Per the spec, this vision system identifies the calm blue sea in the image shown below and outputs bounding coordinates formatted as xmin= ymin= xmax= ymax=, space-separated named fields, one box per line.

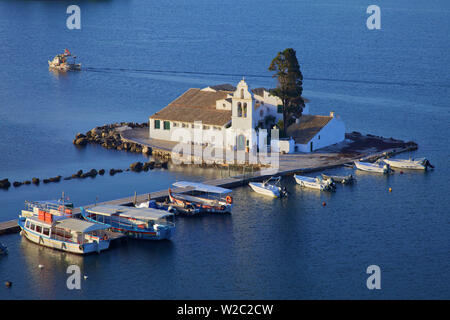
xmin=0 ymin=0 xmax=449 ymax=299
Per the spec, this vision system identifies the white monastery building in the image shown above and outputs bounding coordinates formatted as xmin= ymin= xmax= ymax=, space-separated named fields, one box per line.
xmin=148 ymin=79 xmax=345 ymax=153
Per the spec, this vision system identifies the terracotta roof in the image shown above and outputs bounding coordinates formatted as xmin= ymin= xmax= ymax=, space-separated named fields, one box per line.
xmin=150 ymin=88 xmax=232 ymax=126
xmin=286 ymin=115 xmax=333 ymax=144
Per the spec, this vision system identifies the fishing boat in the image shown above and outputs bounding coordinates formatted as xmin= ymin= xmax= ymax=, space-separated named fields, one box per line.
xmin=169 ymin=181 xmax=233 ymax=214
xmin=48 ymin=49 xmax=81 ymax=71
xmin=136 ymin=200 xmax=200 ymax=216
xmin=0 ymin=242 xmax=7 ymax=255
xmin=354 ymin=161 xmax=393 ymax=174
xmin=249 ymin=176 xmax=288 ymax=198
xmin=81 ymin=205 xmax=175 ymax=240
xmin=18 ymin=200 xmax=110 ymax=254
xmin=321 ymin=173 xmax=355 ymax=184
xmin=294 ymin=174 xmax=336 ymax=191
xmin=382 ymin=157 xmax=434 ymax=170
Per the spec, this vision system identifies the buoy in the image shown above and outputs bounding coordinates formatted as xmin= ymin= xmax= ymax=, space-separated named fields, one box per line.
xmin=38 ymin=264 xmax=44 ymax=269
xmin=5 ymin=281 xmax=12 ymax=288
xmin=322 ymin=202 xmax=326 ymax=207
xmin=84 ymin=275 xmax=88 ymax=280
xmin=389 ymin=188 xmax=392 ymax=192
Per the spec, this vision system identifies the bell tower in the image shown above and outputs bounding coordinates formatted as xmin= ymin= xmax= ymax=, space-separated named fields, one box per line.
xmin=231 ymin=79 xmax=254 ymax=150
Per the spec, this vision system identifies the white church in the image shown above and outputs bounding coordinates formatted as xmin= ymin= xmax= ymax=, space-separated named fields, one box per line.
xmin=148 ymin=79 xmax=345 ymax=153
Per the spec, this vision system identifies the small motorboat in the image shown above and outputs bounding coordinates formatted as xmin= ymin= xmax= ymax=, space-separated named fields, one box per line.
xmin=321 ymin=173 xmax=355 ymax=184
xmin=0 ymin=242 xmax=7 ymax=255
xmin=294 ymin=174 xmax=335 ymax=191
xmin=249 ymin=176 xmax=288 ymax=198
xmin=382 ymin=157 xmax=434 ymax=170
xmin=136 ymin=199 xmax=200 ymax=216
xmin=48 ymin=49 xmax=81 ymax=71
xmin=354 ymin=161 xmax=393 ymax=174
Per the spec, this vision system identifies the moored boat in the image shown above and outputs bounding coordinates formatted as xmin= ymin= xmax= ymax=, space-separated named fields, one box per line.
xmin=81 ymin=205 xmax=175 ymax=240
xmin=294 ymin=175 xmax=335 ymax=191
xmin=321 ymin=173 xmax=355 ymax=184
xmin=18 ymin=200 xmax=110 ymax=254
xmin=169 ymin=181 xmax=233 ymax=214
xmin=354 ymin=161 xmax=393 ymax=174
xmin=382 ymin=157 xmax=434 ymax=170
xmin=249 ymin=176 xmax=287 ymax=198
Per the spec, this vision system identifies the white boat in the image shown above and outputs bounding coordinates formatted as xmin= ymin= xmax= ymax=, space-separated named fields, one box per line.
xmin=249 ymin=176 xmax=287 ymax=198
xmin=354 ymin=161 xmax=392 ymax=174
xmin=169 ymin=181 xmax=233 ymax=214
xmin=382 ymin=157 xmax=434 ymax=170
xmin=81 ymin=205 xmax=175 ymax=240
xmin=18 ymin=200 xmax=110 ymax=254
xmin=48 ymin=49 xmax=81 ymax=71
xmin=294 ymin=174 xmax=335 ymax=191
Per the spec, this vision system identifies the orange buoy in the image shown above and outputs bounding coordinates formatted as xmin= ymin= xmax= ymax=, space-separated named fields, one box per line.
xmin=389 ymin=187 xmax=392 ymax=192
xmin=322 ymin=201 xmax=326 ymax=207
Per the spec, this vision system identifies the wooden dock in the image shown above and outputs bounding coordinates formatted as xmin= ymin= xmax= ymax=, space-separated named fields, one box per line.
xmin=0 ymin=143 xmax=416 ymax=236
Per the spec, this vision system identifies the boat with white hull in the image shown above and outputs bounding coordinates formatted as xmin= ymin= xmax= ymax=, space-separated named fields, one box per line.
xmin=354 ymin=161 xmax=393 ymax=174
xmin=18 ymin=200 xmax=110 ymax=254
xmin=249 ymin=177 xmax=287 ymax=198
xmin=81 ymin=205 xmax=175 ymax=240
xmin=321 ymin=173 xmax=355 ymax=184
xmin=382 ymin=158 xmax=434 ymax=170
xmin=294 ymin=175 xmax=335 ymax=191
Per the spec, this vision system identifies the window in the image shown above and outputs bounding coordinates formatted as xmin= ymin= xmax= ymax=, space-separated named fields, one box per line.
xmin=237 ymin=102 xmax=242 ymax=117
xmin=203 ymin=125 xmax=210 ymax=130
xmin=43 ymin=228 xmax=50 ymax=236
xmin=243 ymin=103 xmax=247 ymax=117
xmin=26 ymin=221 xmax=30 ymax=228
xmin=30 ymin=224 xmax=36 ymax=231
xmin=173 ymin=122 xmax=178 ymax=127
xmin=318 ymin=135 xmax=321 ymax=140
xmin=182 ymin=123 xmax=187 ymax=128
xmin=36 ymin=225 xmax=42 ymax=233
xmin=163 ymin=121 xmax=170 ymax=130
xmin=277 ymin=105 xmax=283 ymax=113
xmin=240 ymin=88 xmax=244 ymax=99
xmin=154 ymin=120 xmax=160 ymax=129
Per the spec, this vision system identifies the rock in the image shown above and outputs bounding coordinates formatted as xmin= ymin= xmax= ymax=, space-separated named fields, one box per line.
xmin=74 ymin=137 xmax=88 ymax=146
xmin=130 ymin=162 xmax=143 ymax=172
xmin=43 ymin=179 xmax=50 ymax=184
xmin=99 ymin=169 xmax=105 ymax=175
xmin=142 ymin=146 xmax=152 ymax=155
xmin=32 ymin=178 xmax=39 ymax=185
xmin=109 ymin=169 xmax=123 ymax=176
xmin=64 ymin=177 xmax=72 ymax=180
xmin=13 ymin=181 xmax=22 ymax=187
xmin=23 ymin=180 xmax=31 ymax=185
xmin=49 ymin=176 xmax=61 ymax=183
xmin=0 ymin=179 xmax=11 ymax=189
xmin=75 ymin=133 xmax=86 ymax=140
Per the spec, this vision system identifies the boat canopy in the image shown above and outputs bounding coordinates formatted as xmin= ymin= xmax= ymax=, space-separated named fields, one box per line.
xmin=86 ymin=205 xmax=173 ymax=221
xmin=55 ymin=218 xmax=109 ymax=233
xmin=172 ymin=181 xmax=232 ymax=194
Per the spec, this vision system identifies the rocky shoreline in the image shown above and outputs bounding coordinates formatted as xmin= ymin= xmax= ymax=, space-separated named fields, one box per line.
xmin=73 ymin=122 xmax=152 ymax=155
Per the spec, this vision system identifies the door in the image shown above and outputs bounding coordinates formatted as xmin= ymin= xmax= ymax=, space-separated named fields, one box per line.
xmin=237 ymin=134 xmax=246 ymax=150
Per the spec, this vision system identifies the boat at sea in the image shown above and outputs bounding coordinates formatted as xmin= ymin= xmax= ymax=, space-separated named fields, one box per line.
xmin=382 ymin=157 xmax=434 ymax=170
xmin=136 ymin=200 xmax=200 ymax=216
xmin=18 ymin=200 xmax=110 ymax=254
xmin=321 ymin=173 xmax=355 ymax=184
xmin=249 ymin=176 xmax=288 ymax=198
xmin=81 ymin=205 xmax=175 ymax=240
xmin=169 ymin=181 xmax=233 ymax=214
xmin=294 ymin=175 xmax=336 ymax=191
xmin=354 ymin=161 xmax=393 ymax=174
xmin=48 ymin=49 xmax=81 ymax=71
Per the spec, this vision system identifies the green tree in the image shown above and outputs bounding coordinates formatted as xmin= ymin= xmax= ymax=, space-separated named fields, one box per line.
xmin=268 ymin=48 xmax=305 ymax=137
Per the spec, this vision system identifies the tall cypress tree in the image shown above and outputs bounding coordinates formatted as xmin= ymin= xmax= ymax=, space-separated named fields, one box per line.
xmin=268 ymin=48 xmax=305 ymax=137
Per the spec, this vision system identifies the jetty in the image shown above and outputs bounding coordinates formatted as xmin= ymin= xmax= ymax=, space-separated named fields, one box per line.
xmin=0 ymin=131 xmax=417 ymax=236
